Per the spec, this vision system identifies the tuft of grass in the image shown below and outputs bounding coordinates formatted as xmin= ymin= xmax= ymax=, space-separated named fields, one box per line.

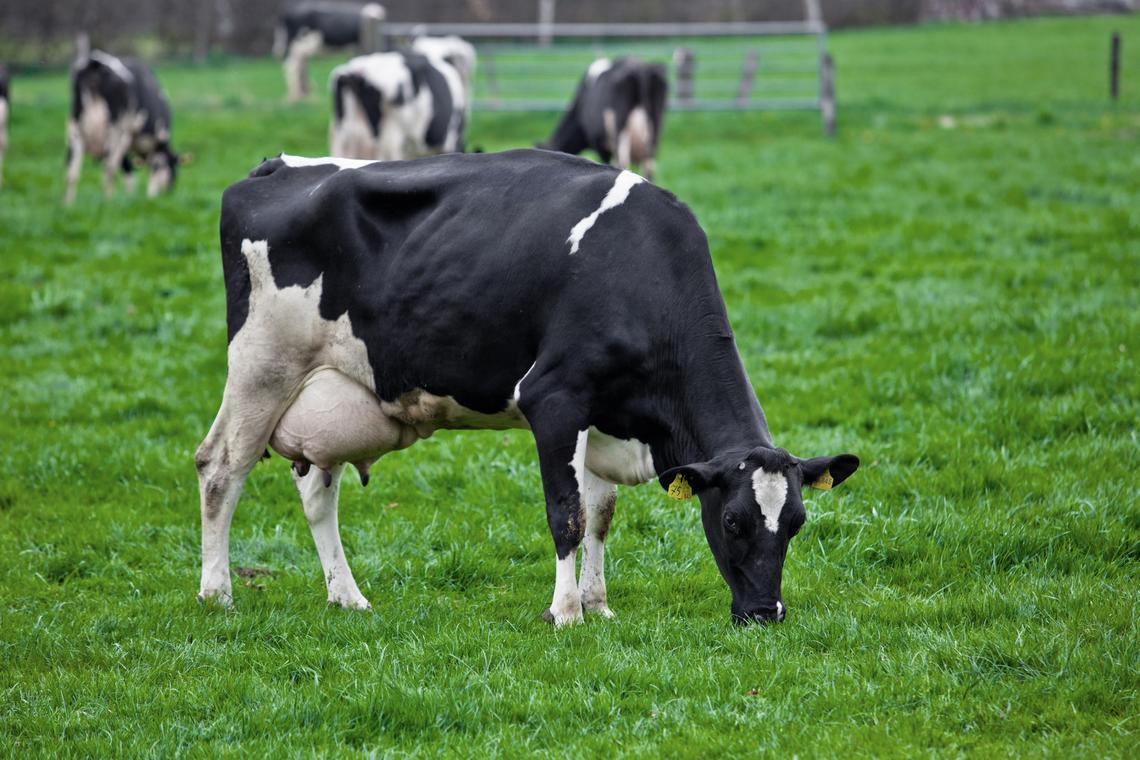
xmin=1 ymin=16 xmax=1138 ymax=757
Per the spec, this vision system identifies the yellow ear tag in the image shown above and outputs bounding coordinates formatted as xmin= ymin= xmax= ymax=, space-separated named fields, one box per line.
xmin=667 ymin=474 xmax=693 ymax=500
xmin=810 ymin=469 xmax=834 ymax=491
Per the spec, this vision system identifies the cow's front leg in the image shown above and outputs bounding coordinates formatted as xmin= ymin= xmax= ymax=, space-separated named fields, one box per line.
xmin=102 ymin=127 xmax=130 ymax=199
xmin=293 ymin=463 xmax=371 ymax=610
xmin=521 ymin=392 xmax=589 ymax=627
xmin=578 ymin=469 xmax=617 ymax=618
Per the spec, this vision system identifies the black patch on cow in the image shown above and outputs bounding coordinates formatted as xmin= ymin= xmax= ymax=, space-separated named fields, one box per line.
xmin=280 ymin=2 xmax=365 ymax=51
xmin=404 ymin=53 xmax=453 ymax=149
xmin=334 ymin=72 xmax=383 ymax=136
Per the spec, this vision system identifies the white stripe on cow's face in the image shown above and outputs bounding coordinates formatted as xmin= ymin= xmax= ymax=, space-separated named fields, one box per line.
xmin=751 ymin=468 xmax=788 ymax=534
xmin=586 ymin=58 xmax=613 ymax=82
xmin=566 ymin=170 xmax=645 ymax=254
xmin=279 ymin=154 xmax=379 ymax=171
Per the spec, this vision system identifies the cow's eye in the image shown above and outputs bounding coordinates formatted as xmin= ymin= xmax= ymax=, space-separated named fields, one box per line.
xmin=724 ymin=513 xmax=740 ymax=534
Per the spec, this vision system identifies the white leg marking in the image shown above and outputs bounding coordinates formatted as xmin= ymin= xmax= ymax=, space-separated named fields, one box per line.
xmin=579 ymin=469 xmax=617 ymax=618
xmin=294 ymin=463 xmax=371 ymax=610
xmin=752 ymin=468 xmax=789 ymax=534
xmin=566 ymin=170 xmax=646 ymax=254
xmin=548 ymin=553 xmax=582 ymax=627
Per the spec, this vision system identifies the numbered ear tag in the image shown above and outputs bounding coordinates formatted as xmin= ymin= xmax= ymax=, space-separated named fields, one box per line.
xmin=667 ymin=474 xmax=693 ymax=500
xmin=810 ymin=469 xmax=834 ymax=491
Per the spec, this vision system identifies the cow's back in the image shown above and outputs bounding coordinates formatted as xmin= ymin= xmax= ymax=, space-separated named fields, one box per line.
xmin=220 ymin=149 xmax=715 ymax=412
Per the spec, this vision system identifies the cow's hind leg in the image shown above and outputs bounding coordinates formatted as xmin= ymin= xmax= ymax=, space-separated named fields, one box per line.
xmin=63 ymin=121 xmax=84 ymax=205
xmin=578 ymin=469 xmax=617 ymax=618
xmin=293 ymin=463 xmax=371 ymax=610
xmin=519 ymin=388 xmax=590 ymax=627
xmin=195 ymin=380 xmax=293 ymax=604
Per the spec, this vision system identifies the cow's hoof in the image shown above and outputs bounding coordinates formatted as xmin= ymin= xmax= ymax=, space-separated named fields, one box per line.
xmin=329 ymin=595 xmax=372 ymax=611
xmin=197 ymin=589 xmax=233 ymax=607
xmin=542 ymin=607 xmax=584 ymax=627
xmin=585 ymin=603 xmax=616 ymax=619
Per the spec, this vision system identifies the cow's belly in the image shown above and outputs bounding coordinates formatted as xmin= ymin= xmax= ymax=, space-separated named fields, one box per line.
xmin=379 ymin=388 xmax=529 ymax=435
xmin=270 ymin=367 xmax=419 ymax=470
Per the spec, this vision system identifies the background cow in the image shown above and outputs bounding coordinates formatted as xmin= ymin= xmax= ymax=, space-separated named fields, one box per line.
xmin=196 ymin=149 xmax=859 ymax=626
xmin=275 ymin=1 xmax=387 ymax=101
xmin=410 ymin=35 xmax=476 ymax=107
xmin=0 ymin=64 xmax=8 ymax=190
xmin=543 ymin=57 xmax=668 ymax=181
xmin=329 ymin=49 xmax=467 ymax=160
xmin=65 ymin=50 xmax=180 ymax=204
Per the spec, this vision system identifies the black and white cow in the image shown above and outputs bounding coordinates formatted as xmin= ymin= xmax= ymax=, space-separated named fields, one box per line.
xmin=275 ymin=1 xmax=387 ymax=101
xmin=329 ymin=49 xmax=467 ymax=160
xmin=65 ymin=51 xmax=180 ymax=205
xmin=0 ymin=64 xmax=9 ymax=190
xmin=543 ymin=57 xmax=668 ymax=181
xmin=196 ymin=149 xmax=859 ymax=626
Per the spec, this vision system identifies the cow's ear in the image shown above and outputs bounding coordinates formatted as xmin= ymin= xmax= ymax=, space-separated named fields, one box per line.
xmin=798 ymin=454 xmax=860 ymax=491
xmin=658 ymin=462 xmax=721 ymax=500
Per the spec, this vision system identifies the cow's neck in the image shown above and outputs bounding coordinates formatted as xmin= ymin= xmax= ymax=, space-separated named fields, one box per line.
xmin=650 ymin=300 xmax=774 ymax=472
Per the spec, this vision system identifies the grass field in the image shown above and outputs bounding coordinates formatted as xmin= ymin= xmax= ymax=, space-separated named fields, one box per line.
xmin=1 ymin=16 xmax=1138 ymax=757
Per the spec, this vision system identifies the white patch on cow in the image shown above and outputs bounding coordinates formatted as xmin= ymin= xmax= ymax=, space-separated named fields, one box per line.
xmin=513 ymin=362 xmax=536 ymax=404
xmin=147 ymin=161 xmax=171 ymax=197
xmin=285 ymin=29 xmax=323 ymax=100
xmin=621 ymin=106 xmax=652 ymax=167
xmin=280 ymin=154 xmax=379 ymax=171
xmin=584 ymin=428 xmax=654 ymax=486
xmin=377 ymin=388 xmax=528 ymax=438
xmin=236 ymin=239 xmax=374 ymax=393
xmin=586 ymin=58 xmax=612 ymax=82
xmin=776 ymin=600 xmax=784 ymax=618
xmin=566 ymin=170 xmax=646 ymax=254
xmin=571 ymin=429 xmax=589 ymax=497
xmin=90 ymin=50 xmax=133 ymax=83
xmin=77 ymin=91 xmax=111 ymax=157
xmin=751 ymin=468 xmax=788 ymax=534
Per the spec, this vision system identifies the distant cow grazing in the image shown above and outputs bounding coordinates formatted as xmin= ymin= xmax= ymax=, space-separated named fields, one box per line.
xmin=329 ymin=49 xmax=468 ymax=161
xmin=0 ymin=64 xmax=9 ymax=190
xmin=275 ymin=2 xmax=386 ymax=101
xmin=543 ymin=57 xmax=668 ymax=181
xmin=195 ymin=149 xmax=860 ymax=626
xmin=65 ymin=51 xmax=180 ymax=204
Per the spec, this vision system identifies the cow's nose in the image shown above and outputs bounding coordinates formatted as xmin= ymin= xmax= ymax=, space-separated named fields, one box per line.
xmin=736 ymin=601 xmax=786 ymax=625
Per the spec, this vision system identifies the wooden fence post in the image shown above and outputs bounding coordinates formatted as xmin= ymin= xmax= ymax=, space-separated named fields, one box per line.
xmin=820 ymin=52 xmax=836 ymax=137
xmin=675 ymin=47 xmax=696 ymax=106
xmin=736 ymin=50 xmax=758 ymax=106
xmin=1110 ymin=32 xmax=1121 ymax=101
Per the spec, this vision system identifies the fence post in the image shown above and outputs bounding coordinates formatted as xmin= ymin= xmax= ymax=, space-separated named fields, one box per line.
xmin=538 ymin=0 xmax=556 ymax=47
xmin=1110 ymin=32 xmax=1121 ymax=101
xmin=361 ymin=4 xmax=387 ymax=53
xmin=820 ymin=52 xmax=836 ymax=137
xmin=736 ymin=50 xmax=758 ymax=106
xmin=674 ymin=47 xmax=696 ymax=106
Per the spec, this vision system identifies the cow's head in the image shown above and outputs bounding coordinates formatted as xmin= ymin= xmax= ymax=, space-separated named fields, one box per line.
xmin=660 ymin=447 xmax=858 ymax=624
xmin=147 ymin=144 xmax=181 ymax=196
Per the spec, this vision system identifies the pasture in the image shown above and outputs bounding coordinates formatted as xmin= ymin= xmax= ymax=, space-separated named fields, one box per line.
xmin=1 ymin=16 xmax=1138 ymax=757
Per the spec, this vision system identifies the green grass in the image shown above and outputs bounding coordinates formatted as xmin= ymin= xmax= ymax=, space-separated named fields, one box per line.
xmin=2 ymin=16 xmax=1139 ymax=757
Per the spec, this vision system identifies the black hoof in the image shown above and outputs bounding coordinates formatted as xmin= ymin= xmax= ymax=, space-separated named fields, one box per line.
xmin=541 ymin=608 xmax=555 ymax=624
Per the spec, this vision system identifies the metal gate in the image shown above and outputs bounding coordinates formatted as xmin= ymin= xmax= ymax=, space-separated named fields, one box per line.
xmin=375 ymin=21 xmax=836 ymax=133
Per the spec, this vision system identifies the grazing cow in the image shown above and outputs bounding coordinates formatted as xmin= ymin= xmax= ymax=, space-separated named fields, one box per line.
xmin=0 ymin=64 xmax=8 ymax=190
xmin=196 ymin=150 xmax=859 ymax=626
xmin=329 ymin=50 xmax=467 ymax=160
xmin=65 ymin=51 xmax=180 ymax=204
xmin=275 ymin=2 xmax=387 ymax=101
xmin=543 ymin=57 xmax=668 ymax=181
